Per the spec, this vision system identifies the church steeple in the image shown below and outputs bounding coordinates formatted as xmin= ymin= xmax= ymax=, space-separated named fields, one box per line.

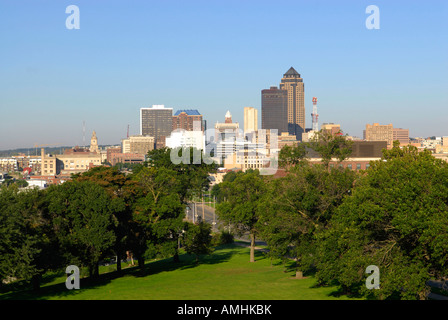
xmin=225 ymin=110 xmax=232 ymax=123
xmin=89 ymin=130 xmax=99 ymax=153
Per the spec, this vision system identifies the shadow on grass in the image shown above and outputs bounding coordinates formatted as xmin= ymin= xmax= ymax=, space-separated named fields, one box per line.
xmin=272 ymin=260 xmax=364 ymax=300
xmin=134 ymin=243 xmax=246 ymax=277
xmin=0 ymin=243 xmax=243 ymax=300
xmin=0 ymin=268 xmax=130 ymax=300
xmin=307 ymin=276 xmax=366 ymax=300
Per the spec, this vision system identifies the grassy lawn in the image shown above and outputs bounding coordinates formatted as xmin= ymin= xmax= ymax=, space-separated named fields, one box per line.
xmin=0 ymin=243 xmax=359 ymax=300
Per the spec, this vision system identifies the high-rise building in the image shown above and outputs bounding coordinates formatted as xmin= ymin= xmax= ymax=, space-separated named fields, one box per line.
xmin=172 ymin=109 xmax=203 ymax=132
xmin=365 ymin=123 xmax=394 ymax=148
xmin=140 ymin=105 xmax=173 ymax=148
xmin=261 ymin=86 xmax=288 ymax=135
xmin=393 ymin=128 xmax=410 ymax=146
xmin=279 ymin=67 xmax=305 ymax=140
xmin=244 ymin=107 xmax=258 ymax=134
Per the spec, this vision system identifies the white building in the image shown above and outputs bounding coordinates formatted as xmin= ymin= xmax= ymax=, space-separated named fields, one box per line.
xmin=26 ymin=179 xmax=48 ymax=189
xmin=422 ymin=138 xmax=442 ymax=149
xmin=166 ymin=129 xmax=205 ymax=151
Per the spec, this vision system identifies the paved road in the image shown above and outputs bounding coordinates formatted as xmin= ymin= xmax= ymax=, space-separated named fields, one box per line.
xmin=184 ymin=202 xmax=268 ymax=246
xmin=185 ymin=202 xmax=225 ymax=231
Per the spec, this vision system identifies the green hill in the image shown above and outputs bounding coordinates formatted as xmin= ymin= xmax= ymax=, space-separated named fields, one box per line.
xmin=0 ymin=243 xmax=358 ymax=300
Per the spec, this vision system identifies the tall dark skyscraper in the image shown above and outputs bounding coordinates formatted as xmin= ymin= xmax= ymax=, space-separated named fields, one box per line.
xmin=279 ymin=67 xmax=305 ymax=140
xmin=262 ymin=67 xmax=305 ymax=140
xmin=261 ymin=86 xmax=288 ymax=135
xmin=140 ymin=105 xmax=173 ymax=148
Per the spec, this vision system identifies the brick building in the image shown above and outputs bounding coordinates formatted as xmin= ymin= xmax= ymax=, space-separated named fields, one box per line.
xmin=172 ymin=110 xmax=203 ymax=132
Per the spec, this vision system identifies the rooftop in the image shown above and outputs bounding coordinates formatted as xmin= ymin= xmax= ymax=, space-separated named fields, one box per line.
xmin=283 ymin=67 xmax=300 ymax=77
xmin=174 ymin=109 xmax=201 ymax=116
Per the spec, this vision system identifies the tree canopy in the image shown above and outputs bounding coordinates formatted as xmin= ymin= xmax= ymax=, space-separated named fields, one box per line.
xmin=315 ymin=146 xmax=448 ymax=299
xmin=216 ymin=169 xmax=267 ymax=262
xmin=46 ymin=180 xmax=117 ymax=278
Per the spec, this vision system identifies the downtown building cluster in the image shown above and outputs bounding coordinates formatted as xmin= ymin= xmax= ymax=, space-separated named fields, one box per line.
xmin=2 ymin=67 xmax=448 ymax=186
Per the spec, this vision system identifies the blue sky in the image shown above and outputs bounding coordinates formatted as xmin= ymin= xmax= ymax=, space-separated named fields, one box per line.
xmin=0 ymin=0 xmax=447 ymax=150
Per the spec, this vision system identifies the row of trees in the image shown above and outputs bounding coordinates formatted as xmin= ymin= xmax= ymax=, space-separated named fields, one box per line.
xmin=0 ymin=147 xmax=218 ymax=291
xmin=214 ymin=132 xmax=448 ymax=300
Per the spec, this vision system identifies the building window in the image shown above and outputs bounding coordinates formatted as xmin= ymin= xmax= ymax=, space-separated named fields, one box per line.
xmin=356 ymin=164 xmax=361 ymax=170
xmin=347 ymin=164 xmax=352 ymax=170
xmin=366 ymin=164 xmax=370 ymax=169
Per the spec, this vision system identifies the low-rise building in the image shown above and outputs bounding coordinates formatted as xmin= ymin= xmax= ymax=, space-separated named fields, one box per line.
xmin=56 ymin=148 xmax=102 ymax=175
xmin=0 ymin=158 xmax=18 ymax=172
xmin=108 ymin=153 xmax=145 ymax=166
xmin=121 ymin=135 xmax=155 ymax=155
xmin=41 ymin=131 xmax=102 ymax=176
xmin=106 ymin=146 xmax=122 ymax=164
xmin=41 ymin=149 xmax=57 ymax=176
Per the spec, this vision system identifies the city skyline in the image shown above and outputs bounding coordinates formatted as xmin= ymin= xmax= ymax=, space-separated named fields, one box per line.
xmin=1 ymin=0 xmax=447 ymax=150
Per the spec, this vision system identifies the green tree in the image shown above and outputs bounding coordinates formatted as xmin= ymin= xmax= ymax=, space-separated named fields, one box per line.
xmin=306 ymin=130 xmax=354 ymax=168
xmin=278 ymin=143 xmax=307 ymax=169
xmin=131 ymin=166 xmax=185 ymax=273
xmin=182 ymin=217 xmax=213 ymax=263
xmin=315 ymin=145 xmax=448 ymax=299
xmin=72 ymin=166 xmax=139 ymax=274
xmin=0 ymin=185 xmax=58 ymax=291
xmin=216 ymin=170 xmax=267 ymax=263
xmin=211 ymin=170 xmax=239 ymax=204
xmin=259 ymin=162 xmax=356 ymax=277
xmin=146 ymin=147 xmax=217 ymax=203
xmin=142 ymin=147 xmax=217 ymax=264
xmin=14 ymin=179 xmax=29 ymax=188
xmin=46 ymin=180 xmax=117 ymax=279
